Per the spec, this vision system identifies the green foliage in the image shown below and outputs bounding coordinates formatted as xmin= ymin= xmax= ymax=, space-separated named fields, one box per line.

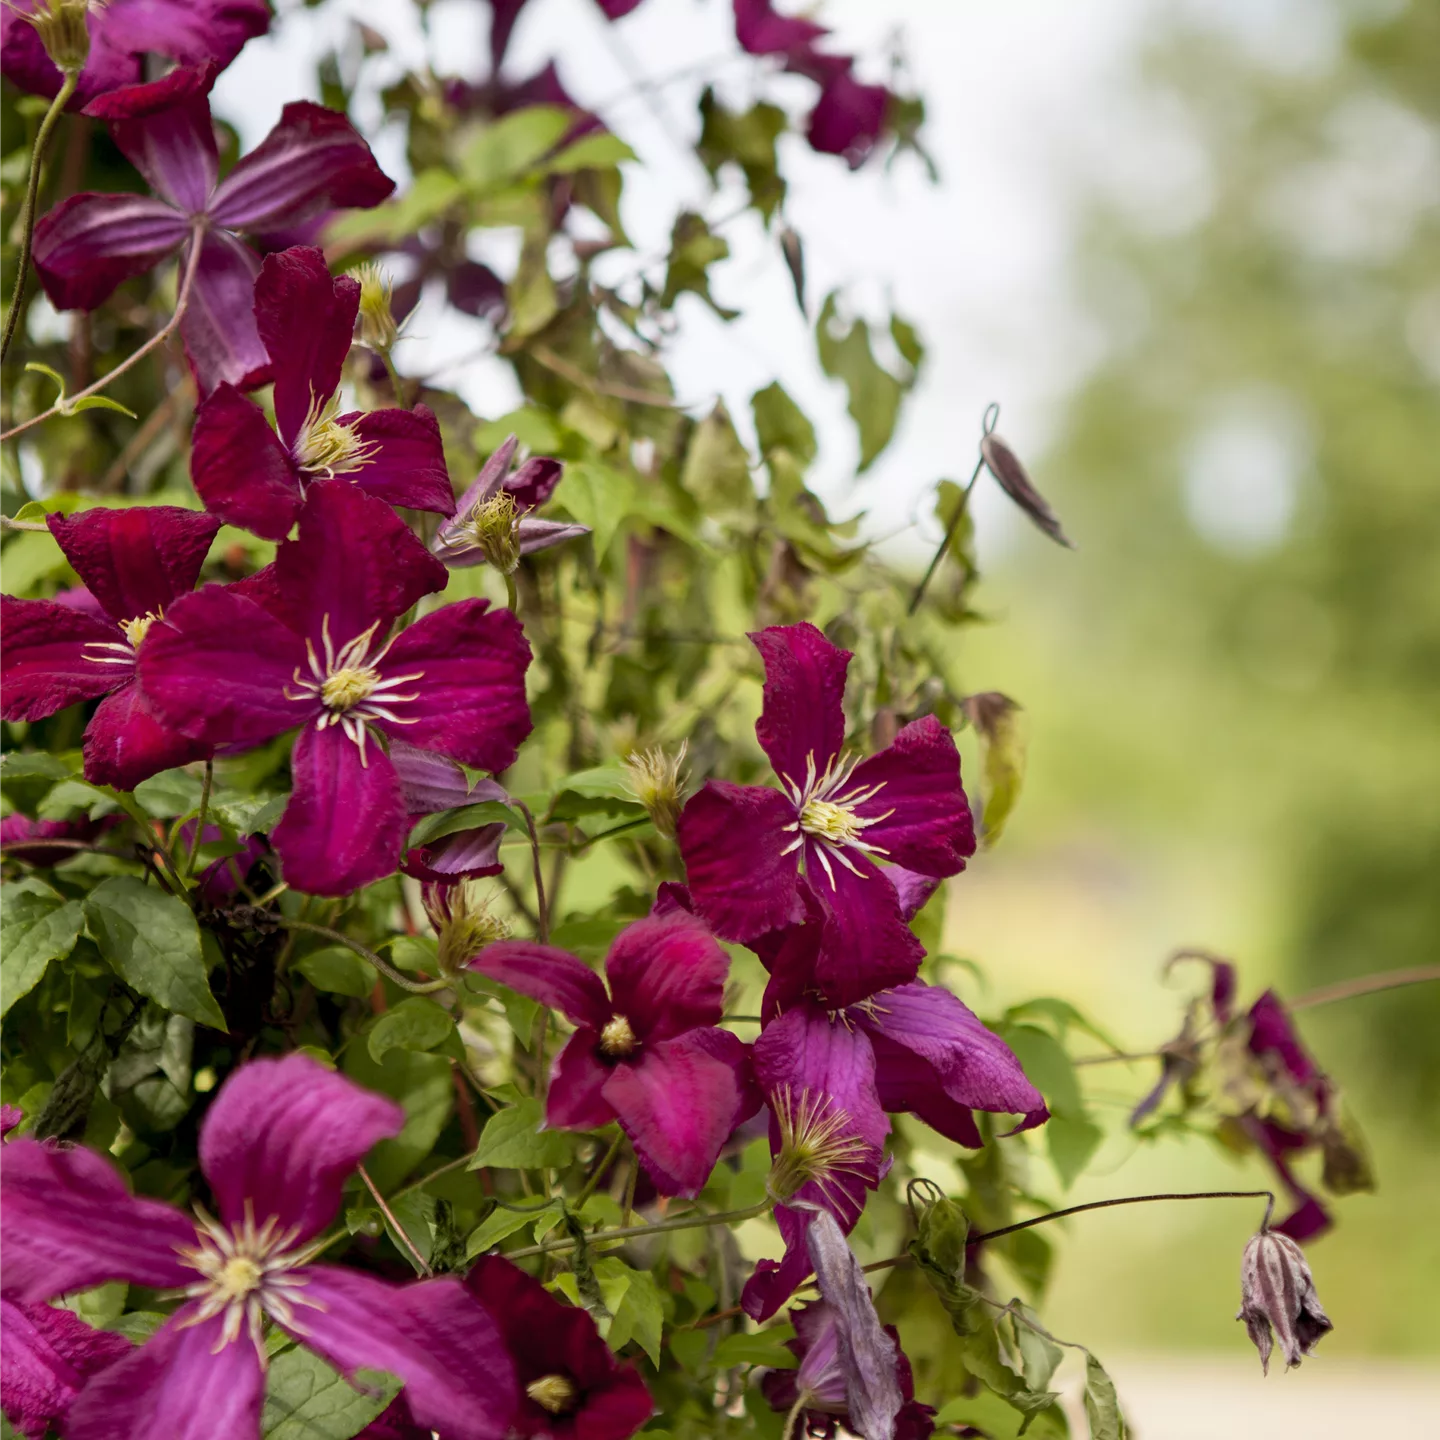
xmin=1 ymin=877 xmax=83 ymax=1016
xmin=260 ymin=1347 xmax=401 ymax=1440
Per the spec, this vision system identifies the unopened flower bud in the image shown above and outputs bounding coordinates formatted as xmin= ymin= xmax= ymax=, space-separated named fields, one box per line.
xmin=422 ymin=882 xmax=510 ymax=976
xmin=1237 ymin=1227 xmax=1333 ymax=1373
xmin=622 ymin=742 xmax=688 ymax=839
xmin=23 ymin=0 xmax=92 ymax=75
xmin=352 ymin=263 xmax=398 ymax=351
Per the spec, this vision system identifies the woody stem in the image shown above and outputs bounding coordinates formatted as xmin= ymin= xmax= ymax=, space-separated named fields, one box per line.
xmin=358 ymin=1162 xmax=433 ymax=1277
xmin=907 ymin=454 xmax=984 ymax=616
xmin=1287 ymin=965 xmax=1440 ymax=1011
xmin=504 ymin=1199 xmax=771 ymax=1261
xmin=277 ymin=920 xmax=453 ymax=994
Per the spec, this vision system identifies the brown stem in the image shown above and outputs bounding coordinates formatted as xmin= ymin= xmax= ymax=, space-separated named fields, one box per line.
xmin=516 ymin=802 xmax=548 ymax=943
xmin=277 ymin=919 xmax=452 ymax=994
xmin=1288 ymin=965 xmax=1440 ymax=1011
xmin=358 ymin=1162 xmax=433 ymax=1277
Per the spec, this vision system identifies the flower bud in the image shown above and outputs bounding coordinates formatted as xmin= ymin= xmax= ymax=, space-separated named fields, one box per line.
xmin=352 ymin=262 xmax=398 ymax=351
xmin=23 ymin=0 xmax=92 ymax=75
xmin=1237 ymin=1227 xmax=1332 ymax=1373
xmin=622 ymin=742 xmax=688 ymax=840
xmin=422 ymin=882 xmax=510 ymax=977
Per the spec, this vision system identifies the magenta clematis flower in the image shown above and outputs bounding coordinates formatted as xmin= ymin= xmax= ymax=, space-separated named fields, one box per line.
xmin=0 ymin=1054 xmax=517 ymax=1440
xmin=191 ymin=246 xmax=454 ymax=542
xmin=138 ymin=481 xmax=532 ymax=896
xmin=0 ymin=811 xmax=117 ymax=864
xmin=0 ymin=0 xmax=268 ymax=108
xmin=32 ymin=62 xmax=394 ymax=395
xmin=391 ymin=737 xmax=509 ymax=883
xmin=469 ymin=910 xmax=759 ymax=1197
xmin=432 ymin=434 xmax=587 ymax=574
xmin=0 ymin=1297 xmax=131 ymax=1440
xmin=677 ymin=622 xmax=975 ymax=1009
xmin=0 ymin=506 xmax=219 ymax=790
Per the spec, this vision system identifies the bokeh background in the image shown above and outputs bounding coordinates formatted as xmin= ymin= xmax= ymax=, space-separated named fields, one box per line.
xmin=88 ymin=0 xmax=1440 ymax=1431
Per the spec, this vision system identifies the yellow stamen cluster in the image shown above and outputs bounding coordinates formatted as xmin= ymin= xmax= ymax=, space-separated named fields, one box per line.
xmin=779 ymin=750 xmax=895 ymax=890
xmin=352 ymin=263 xmax=398 ymax=351
xmin=457 ymin=490 xmax=522 ymax=574
xmin=23 ymin=0 xmax=92 ymax=74
xmin=623 ymin=742 xmax=689 ymax=840
xmin=599 ymin=1014 xmax=639 ymax=1058
xmin=293 ymin=393 xmax=375 ymax=479
xmin=430 ymin=884 xmax=511 ymax=976
xmin=526 ymin=1374 xmax=578 ymax=1414
xmin=119 ymin=609 xmax=161 ymax=649
xmin=766 ymin=1086 xmax=872 ymax=1208
xmin=320 ymin=664 xmax=379 ymax=713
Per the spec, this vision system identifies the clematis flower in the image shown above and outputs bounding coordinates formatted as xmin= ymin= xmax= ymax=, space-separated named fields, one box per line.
xmin=468 ymin=910 xmax=759 ymax=1197
xmin=32 ymin=62 xmax=394 ymax=394
xmin=0 ymin=506 xmax=219 ymax=790
xmin=391 ymin=736 xmax=510 ymax=883
xmin=464 ymin=1254 xmax=654 ymax=1439
xmin=0 ymin=1054 xmax=517 ymax=1440
xmin=0 ymin=1297 xmax=132 ymax=1440
xmin=1237 ymin=1224 xmax=1332 ymax=1374
xmin=191 ymin=246 xmax=454 ymax=542
xmin=0 ymin=0 xmax=268 ymax=108
xmin=677 ymin=622 xmax=975 ymax=1009
xmin=138 ymin=481 xmax=532 ymax=896
xmin=432 ymin=434 xmax=587 ymax=574
xmin=0 ymin=811 xmax=116 ymax=864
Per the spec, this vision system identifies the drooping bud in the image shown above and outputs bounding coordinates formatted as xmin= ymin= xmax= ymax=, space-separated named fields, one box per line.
xmin=1237 ymin=1227 xmax=1332 ymax=1373
xmin=422 ymin=882 xmax=511 ymax=977
xmin=22 ymin=0 xmax=92 ymax=76
xmin=622 ymin=741 xmax=688 ymax=839
xmin=980 ymin=431 xmax=1074 ymax=550
xmin=352 ymin=262 xmax=398 ymax=351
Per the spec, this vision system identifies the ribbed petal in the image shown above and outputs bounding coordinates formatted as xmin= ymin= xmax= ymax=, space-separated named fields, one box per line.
xmin=283 ymin=1268 xmax=516 ymax=1440
xmin=866 ymin=1036 xmax=983 ymax=1147
xmin=47 ymin=506 xmax=220 ymax=623
xmin=806 ymin=851 xmax=923 ymax=1007
xmin=374 ymin=599 xmax=531 ymax=772
xmin=742 ymin=1203 xmax=818 ymax=1323
xmin=516 ymin=516 xmax=590 ymax=557
xmin=95 ymin=0 xmax=270 ymax=87
xmin=751 ymin=622 xmax=850 ymax=789
xmin=0 ymin=8 xmax=127 ymax=105
xmin=466 ymin=942 xmax=611 ymax=1029
xmin=0 ymin=597 xmax=124 ymax=722
xmin=343 ymin=405 xmax=456 ymax=517
xmin=884 ymin=864 xmax=941 ymax=922
xmin=92 ymin=63 xmax=218 ymax=212
xmin=389 ymin=738 xmax=481 ymax=813
xmin=402 ymin=823 xmax=506 ymax=882
xmin=198 ymin=1054 xmax=403 ymax=1245
xmin=137 ymin=585 xmax=310 ymax=746
xmin=603 ymin=911 xmax=728 ymax=1043
xmin=180 ymin=230 xmax=270 ymax=395
xmin=506 ymin=456 xmax=564 ymax=511
xmin=0 ymin=1137 xmax=194 ymax=1301
xmin=271 ymin=723 xmax=409 ymax=896
xmin=547 ymin=1030 xmax=617 ymax=1130
xmin=603 ymin=1032 xmax=749 ymax=1197
xmin=269 ymin=480 xmax=447 ymax=648
xmin=64 ymin=1307 xmax=262 ymax=1440
xmin=190 ymin=383 xmax=301 ymax=540
xmin=255 ymin=246 xmax=357 ymax=447
xmin=208 ymin=100 xmax=395 ymax=230
xmin=0 ymin=1297 xmax=132 ymax=1440
xmin=847 ymin=716 xmax=975 ymax=876
xmin=676 ymin=781 xmax=804 ymax=942
xmin=83 ymin=679 xmax=211 ymax=791
xmin=31 ymin=192 xmax=187 ymax=311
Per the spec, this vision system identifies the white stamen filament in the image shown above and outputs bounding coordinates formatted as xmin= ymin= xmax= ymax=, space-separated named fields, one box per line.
xmin=292 ymin=391 xmax=376 ymax=479
xmin=777 ymin=750 xmax=895 ymax=888
xmin=82 ymin=608 xmax=164 ymax=666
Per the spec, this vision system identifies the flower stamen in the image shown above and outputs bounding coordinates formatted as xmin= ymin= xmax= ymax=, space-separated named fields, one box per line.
xmin=292 ymin=392 xmax=375 ymax=479
xmin=778 ymin=750 xmax=895 ymax=887
xmin=526 ymin=1374 xmax=578 ymax=1414
xmin=767 ymin=1085 xmax=874 ymax=1211
xmin=599 ymin=1014 xmax=639 ymax=1058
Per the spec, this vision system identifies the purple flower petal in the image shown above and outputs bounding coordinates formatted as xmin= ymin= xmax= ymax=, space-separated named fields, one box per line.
xmin=281 ymin=1268 xmax=516 ymax=1440
xmin=1247 ymin=991 xmax=1318 ymax=1087
xmin=848 ymin=716 xmax=975 ymax=876
xmin=467 ymin=942 xmax=611 ymax=1029
xmin=603 ymin=1031 xmax=749 ymax=1197
xmin=31 ymin=192 xmax=189 ymax=311
xmin=402 ymin=822 xmax=507 ymax=883
xmin=375 ymin=599 xmax=532 ymax=772
xmin=516 ymin=515 xmax=591 ymax=557
xmin=505 ymin=456 xmax=564 ymax=511
xmin=180 ymin=230 xmax=271 ymax=395
xmin=198 ymin=1054 xmax=403 ymax=1246
xmin=1273 ymin=1194 xmax=1332 ymax=1244
xmin=0 ymin=1137 xmax=194 ymax=1302
xmin=0 ymin=598 xmax=125 ymax=723
xmin=733 ymin=0 xmax=829 ymax=55
xmin=742 ymin=1206 xmax=819 ymax=1324
xmin=883 ymin=864 xmax=941 ymax=922
xmin=190 ymin=382 xmax=302 ymax=540
xmin=82 ymin=679 xmax=211 ymax=791
xmin=208 ymin=100 xmax=395 ymax=231
xmin=450 ymin=436 xmax=517 ymax=520
xmin=0 ymin=813 xmax=115 ymax=866
xmin=806 ymin=854 xmax=924 ymax=1008
xmin=47 ymin=506 xmax=220 ymax=624
xmin=751 ymin=622 xmax=850 ymax=789
xmin=866 ymin=1037 xmax=982 ymax=1147
xmin=0 ymin=1297 xmax=132 ymax=1440
xmin=548 ymin=1030 xmax=618 ymax=1130
xmin=676 ymin=781 xmax=805 ymax=942
xmin=342 ymin=405 xmax=456 ymax=518
xmin=390 ymin=738 xmax=486 ymax=814
xmin=271 ymin=723 xmax=410 ymax=896
xmin=806 ymin=67 xmax=890 ymax=168
xmin=93 ymin=62 xmax=218 ymax=212
xmin=254 ymin=246 xmax=358 ymax=448
xmin=64 ymin=1306 xmax=263 ymax=1440
xmin=138 ymin=585 xmax=310 ymax=746
xmin=603 ymin=910 xmax=728 ymax=1043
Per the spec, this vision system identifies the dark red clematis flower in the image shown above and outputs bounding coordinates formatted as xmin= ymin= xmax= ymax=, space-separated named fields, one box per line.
xmin=0 ymin=506 xmax=219 ymax=790
xmin=677 ymin=622 xmax=975 ymax=1009
xmin=469 ymin=911 xmax=759 ymax=1197
xmin=0 ymin=0 xmax=268 ymax=109
xmin=465 ymin=1254 xmax=654 ymax=1440
xmin=32 ymin=62 xmax=394 ymax=395
xmin=137 ymin=481 xmax=532 ymax=897
xmin=190 ymin=246 xmax=454 ymax=542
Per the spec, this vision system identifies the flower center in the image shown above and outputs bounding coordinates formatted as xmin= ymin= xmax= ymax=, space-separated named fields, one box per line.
xmin=120 ymin=610 xmax=160 ymax=648
xmin=293 ymin=394 xmax=374 ymax=478
xmin=767 ymin=1085 xmax=874 ymax=1209
xmin=320 ymin=665 xmax=379 ymax=712
xmin=778 ymin=751 xmax=895 ymax=889
xmin=599 ymin=1014 xmax=638 ymax=1058
xmin=798 ymin=796 xmax=863 ymax=845
xmin=453 ymin=491 xmax=522 ymax=573
xmin=526 ymin=1374 xmax=578 ymax=1414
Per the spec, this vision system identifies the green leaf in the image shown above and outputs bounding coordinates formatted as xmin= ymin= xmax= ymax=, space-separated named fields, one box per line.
xmin=751 ymin=382 xmax=817 ymax=469
xmin=891 ymin=313 xmax=925 ymax=369
xmin=342 ymin=1045 xmax=452 ymax=1192
xmin=69 ymin=395 xmax=138 ymax=418
xmin=682 ymin=401 xmax=754 ymax=509
xmin=23 ymin=362 xmax=65 ymax=404
xmin=132 ymin=768 xmax=205 ymax=818
xmin=459 ymin=106 xmax=573 ymax=190
xmin=368 ymin=997 xmax=456 ymax=1064
xmin=1 ymin=879 xmax=84 ymax=1017
xmin=1000 ymin=1025 xmax=1083 ymax=1117
xmin=464 ymin=1200 xmax=560 ymax=1259
xmin=1083 ymin=1353 xmax=1128 ymax=1440
xmin=507 ymin=228 xmax=558 ymax=338
xmin=326 ymin=167 xmax=462 ymax=246
xmin=0 ymin=530 xmax=72 ymax=595
xmin=1009 ymin=1308 xmax=1064 ymax=1392
xmin=107 ymin=1311 xmax=167 ymax=1344
xmin=607 ymin=1264 xmax=665 ymax=1365
xmin=815 ymin=291 xmax=904 ymax=471
xmin=1046 ymin=1115 xmax=1104 ymax=1189
xmin=36 ymin=779 xmax=116 ymax=821
xmin=964 ymin=692 xmax=1026 ymax=844
xmin=84 ymin=877 xmax=224 ymax=1029
xmin=406 ymin=800 xmax=519 ymax=850
xmin=0 ymin=751 xmax=76 ymax=781
xmin=695 ymin=89 xmax=787 ymax=218
xmin=386 ymin=934 xmax=440 ymax=973
xmin=469 ymin=1097 xmax=577 ymax=1170
xmin=381 ymin=1189 xmax=436 ymax=1274
xmin=543 ymin=131 xmax=637 ymax=173
xmin=560 ymin=461 xmax=635 ymax=560
xmin=260 ymin=1346 xmax=401 ymax=1440
xmin=293 ymin=946 xmax=375 ymax=999
xmin=711 ymin=1330 xmax=799 ymax=1369
xmin=660 ymin=211 xmax=736 ymax=319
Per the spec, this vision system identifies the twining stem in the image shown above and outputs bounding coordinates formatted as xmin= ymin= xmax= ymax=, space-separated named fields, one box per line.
xmin=359 ymin=1162 xmax=434 ymax=1277
xmin=505 ymin=1199 xmax=771 ymax=1262
xmin=907 ymin=456 xmax=983 ymax=616
xmin=183 ymin=761 xmax=213 ymax=881
xmin=1288 ymin=965 xmax=1440 ymax=1011
xmin=516 ymin=802 xmax=548 ymax=943
xmin=2 ymin=223 xmax=205 ymax=443
xmin=278 ymin=919 xmax=453 ymax=994
xmin=572 ymin=815 xmax=651 ymax=851
xmin=1 ymin=70 xmax=78 ymax=363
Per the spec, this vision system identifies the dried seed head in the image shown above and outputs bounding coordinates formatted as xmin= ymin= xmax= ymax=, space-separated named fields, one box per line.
xmin=423 ymin=882 xmax=510 ymax=976
xmin=622 ymin=742 xmax=689 ymax=840
xmin=1238 ymin=1227 xmax=1333 ymax=1374
xmin=352 ymin=263 xmax=398 ymax=351
xmin=23 ymin=0 xmax=93 ymax=75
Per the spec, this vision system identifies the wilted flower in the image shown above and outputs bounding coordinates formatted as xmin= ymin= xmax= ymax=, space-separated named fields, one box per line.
xmin=623 ymin=741 xmax=689 ymax=839
xmin=1238 ymin=1226 xmax=1333 ymax=1374
xmin=190 ymin=246 xmax=453 ymax=541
